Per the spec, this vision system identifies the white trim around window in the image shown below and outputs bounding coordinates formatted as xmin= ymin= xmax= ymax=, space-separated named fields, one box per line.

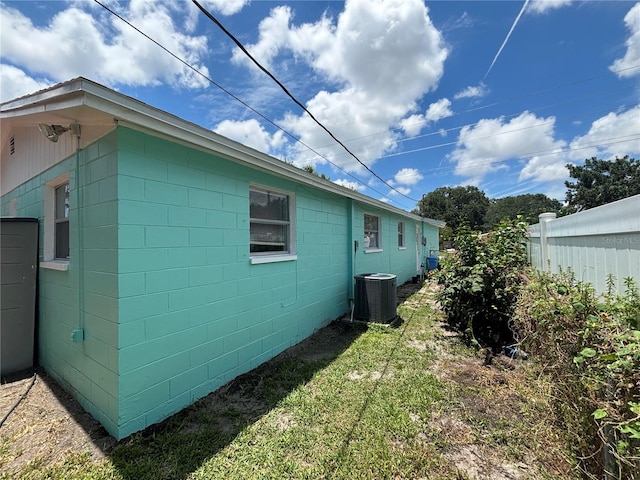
xmin=41 ymin=173 xmax=70 ymax=270
xmin=364 ymin=213 xmax=382 ymax=252
xmin=249 ymin=185 xmax=296 ymax=264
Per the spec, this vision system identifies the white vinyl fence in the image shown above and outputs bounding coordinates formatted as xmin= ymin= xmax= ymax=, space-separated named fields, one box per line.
xmin=527 ymin=194 xmax=640 ymax=295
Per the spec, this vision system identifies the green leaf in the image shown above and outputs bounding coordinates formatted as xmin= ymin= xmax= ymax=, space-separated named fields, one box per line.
xmin=592 ymin=408 xmax=608 ymax=420
xmin=599 ymin=353 xmax=617 ymax=361
xmin=579 ymin=347 xmax=597 ymax=358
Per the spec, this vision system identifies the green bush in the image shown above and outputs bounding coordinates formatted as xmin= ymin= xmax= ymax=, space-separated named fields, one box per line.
xmin=434 ymin=218 xmax=528 ymax=349
xmin=513 ymin=271 xmax=640 ymax=478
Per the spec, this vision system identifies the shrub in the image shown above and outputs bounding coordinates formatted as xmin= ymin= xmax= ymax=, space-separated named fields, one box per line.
xmin=434 ymin=218 xmax=528 ymax=349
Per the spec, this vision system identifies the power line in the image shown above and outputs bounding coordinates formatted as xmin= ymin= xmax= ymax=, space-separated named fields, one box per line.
xmin=192 ymin=0 xmax=419 ymax=203
xmin=92 ymin=0 xmax=405 ymax=206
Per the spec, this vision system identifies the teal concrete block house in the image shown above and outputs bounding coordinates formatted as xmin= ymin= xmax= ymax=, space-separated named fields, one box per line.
xmin=1 ymin=78 xmax=443 ymax=439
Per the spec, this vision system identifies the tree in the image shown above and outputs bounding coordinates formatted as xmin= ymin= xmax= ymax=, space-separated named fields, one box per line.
xmin=484 ymin=194 xmax=562 ymax=229
xmin=414 ymin=186 xmax=490 ymax=232
xmin=302 ymin=165 xmax=330 ymax=181
xmin=565 ymin=156 xmax=640 ymax=213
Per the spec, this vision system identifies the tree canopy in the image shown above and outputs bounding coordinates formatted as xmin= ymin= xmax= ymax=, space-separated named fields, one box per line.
xmin=484 ymin=194 xmax=562 ymax=229
xmin=414 ymin=186 xmax=490 ymax=232
xmin=565 ymin=156 xmax=640 ymax=213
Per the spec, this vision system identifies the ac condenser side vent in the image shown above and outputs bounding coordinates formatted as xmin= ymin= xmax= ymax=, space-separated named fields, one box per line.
xmin=353 ymin=273 xmax=397 ymax=323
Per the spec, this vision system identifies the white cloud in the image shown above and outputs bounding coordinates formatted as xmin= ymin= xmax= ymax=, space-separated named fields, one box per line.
xmin=527 ymin=0 xmax=572 ymax=15
xmin=425 ymin=98 xmax=453 ymax=123
xmin=451 ymin=111 xmax=567 ymax=184
xmin=519 ymin=150 xmax=569 ymax=182
xmin=389 ymin=186 xmax=412 ymax=196
xmin=399 ymin=114 xmax=427 ymax=137
xmin=569 ymin=105 xmax=640 ymax=160
xmin=0 ymin=2 xmax=211 ymax=89
xmin=454 ymin=83 xmax=488 ymax=100
xmin=197 ymin=0 xmax=249 ymax=16
xmin=393 ymin=168 xmax=424 ymax=185
xmin=213 ymin=119 xmax=285 ymax=153
xmin=232 ymin=0 xmax=448 ymax=173
xmin=0 ymin=65 xmax=52 ymax=102
xmin=333 ymin=179 xmax=365 ymax=191
xmin=610 ymin=3 xmax=640 ymax=77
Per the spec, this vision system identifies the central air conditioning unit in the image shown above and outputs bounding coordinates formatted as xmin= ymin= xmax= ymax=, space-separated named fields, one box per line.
xmin=353 ymin=273 xmax=397 ymax=323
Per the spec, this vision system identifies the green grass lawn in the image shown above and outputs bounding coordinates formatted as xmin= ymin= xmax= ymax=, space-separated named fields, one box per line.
xmin=2 ymin=283 xmax=578 ymax=480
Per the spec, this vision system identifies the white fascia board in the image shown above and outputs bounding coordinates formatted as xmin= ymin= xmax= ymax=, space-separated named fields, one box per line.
xmin=2 ymin=77 xmax=446 ymax=228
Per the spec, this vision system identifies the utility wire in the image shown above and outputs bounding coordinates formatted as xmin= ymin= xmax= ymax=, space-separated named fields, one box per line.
xmin=93 ymin=0 xmax=403 ymax=206
xmin=192 ymin=0 xmax=419 ymax=202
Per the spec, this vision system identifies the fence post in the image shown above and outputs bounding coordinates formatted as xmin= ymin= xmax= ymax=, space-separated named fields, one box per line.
xmin=539 ymin=212 xmax=557 ymax=271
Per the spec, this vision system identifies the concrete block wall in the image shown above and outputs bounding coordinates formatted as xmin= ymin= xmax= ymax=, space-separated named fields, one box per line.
xmin=0 ymin=131 xmax=120 ymax=435
xmin=115 ymin=127 xmax=351 ymax=438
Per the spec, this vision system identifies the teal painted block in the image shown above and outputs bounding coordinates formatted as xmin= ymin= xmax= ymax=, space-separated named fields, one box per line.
xmin=89 ymin=157 xmax=110 ymax=183
xmin=206 ymin=280 xmax=238 ymax=303
xmin=205 ymin=246 xmax=237 ymax=265
xmin=85 ymin=313 xmax=118 ymax=346
xmin=83 ymin=270 xmax=118 ymax=297
xmin=205 ymin=210 xmax=237 ymax=229
xmin=119 ymin=272 xmax=145 ymax=297
xmin=119 ymin=200 xmax=168 ymax=225
xmin=144 ymin=179 xmax=188 ymax=205
xmin=189 ymin=228 xmax=223 ymax=247
xmin=250 ymin=321 xmax=272 ymax=342
xmin=166 ymin=246 xmax=208 ymax=268
xmin=207 ymin=351 xmax=238 ymax=378
xmin=87 ymin=383 xmax=116 ymax=423
xmin=190 ymin=337 xmax=223 ymax=367
xmin=82 ymin=355 xmax=118 ymax=395
xmin=98 ymin=176 xmax=118 ymax=203
xmin=169 ymin=364 xmax=208 ymax=398
xmin=119 ymin=319 xmax=146 ymax=348
xmin=145 ymin=311 xmax=189 ymax=340
xmin=222 ymin=263 xmax=250 ymax=282
xmin=83 ymin=182 xmax=100 ymax=207
xmin=223 ymin=228 xmax=248 ymax=247
xmin=120 ymin=381 xmax=170 ymax=421
xmin=145 ymin=226 xmax=189 ymax=247
xmin=83 ymin=225 xmax=118 ymax=250
xmin=119 ymin=292 xmax=169 ymax=323
xmin=188 ymin=303 xmax=218 ymax=327
xmin=119 ymin=153 xmax=168 ymax=182
xmin=120 ymin=351 xmax=190 ymax=397
xmin=145 ymin=268 xmax=189 ymax=293
xmin=189 ymin=265 xmax=223 ymax=286
xmin=237 ymin=340 xmax=263 ymax=365
xmin=118 ymin=176 xmax=145 ymax=201
xmin=168 ymin=163 xmax=206 ymax=189
xmin=168 ymin=205 xmax=207 ymax=227
xmin=206 ymin=316 xmax=239 ymax=340
xmin=118 ymin=226 xmax=145 ymax=249
xmin=145 ymin=391 xmax=191 ymax=430
xmin=222 ymin=193 xmax=248 ymax=213
xmin=84 ymin=292 xmax=118 ymax=322
xmin=168 ymin=286 xmax=209 ymax=311
xmin=190 ymin=377 xmax=224 ymax=403
xmin=188 ymin=188 xmax=223 ymax=209
xmin=145 ymin=136 xmax=188 ymax=166
xmin=117 ymin=416 xmax=147 ymax=441
xmin=82 ymin=202 xmax=117 ymax=228
xmin=83 ymin=248 xmax=118 ymax=274
xmin=119 ymin=247 xmax=168 ymax=273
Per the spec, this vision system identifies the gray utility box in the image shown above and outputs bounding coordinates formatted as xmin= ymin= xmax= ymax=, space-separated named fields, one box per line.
xmin=353 ymin=273 xmax=397 ymax=323
xmin=1 ymin=218 xmax=39 ymax=378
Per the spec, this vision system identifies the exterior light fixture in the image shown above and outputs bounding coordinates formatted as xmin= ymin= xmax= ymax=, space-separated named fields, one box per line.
xmin=37 ymin=123 xmax=81 ymax=142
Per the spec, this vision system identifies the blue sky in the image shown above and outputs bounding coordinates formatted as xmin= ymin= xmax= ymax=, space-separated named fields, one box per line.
xmin=1 ymin=0 xmax=639 ymax=212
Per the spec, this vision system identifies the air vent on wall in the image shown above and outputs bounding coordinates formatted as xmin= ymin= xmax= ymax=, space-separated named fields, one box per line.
xmin=10 ymin=136 xmax=15 ymax=155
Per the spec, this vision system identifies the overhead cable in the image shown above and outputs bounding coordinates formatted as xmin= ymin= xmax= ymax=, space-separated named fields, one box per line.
xmin=192 ymin=0 xmax=419 ymax=202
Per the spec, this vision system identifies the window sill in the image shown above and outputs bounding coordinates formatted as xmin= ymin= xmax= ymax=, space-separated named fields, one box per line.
xmin=364 ymin=248 xmax=383 ymax=254
xmin=250 ymin=254 xmax=298 ymax=265
xmin=398 ymin=247 xmax=407 ymax=250
xmin=40 ymin=260 xmax=69 ymax=271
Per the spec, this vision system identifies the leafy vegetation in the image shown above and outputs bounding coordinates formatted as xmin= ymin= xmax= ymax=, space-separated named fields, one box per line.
xmin=565 ymin=156 xmax=640 ymax=213
xmin=434 ymin=218 xmax=529 ymax=349
xmin=414 ymin=186 xmax=490 ymax=232
xmin=484 ymin=193 xmax=562 ymax=229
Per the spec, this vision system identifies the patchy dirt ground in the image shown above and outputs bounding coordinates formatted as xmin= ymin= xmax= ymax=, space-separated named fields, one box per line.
xmin=0 ymin=281 xmax=572 ymax=478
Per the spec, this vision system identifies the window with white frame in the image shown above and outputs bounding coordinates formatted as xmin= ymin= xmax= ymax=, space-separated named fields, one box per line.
xmin=364 ymin=213 xmax=380 ymax=250
xmin=42 ymin=173 xmax=70 ymax=269
xmin=398 ymin=221 xmax=405 ymax=248
xmin=250 ymin=186 xmax=295 ymax=256
xmin=55 ymin=183 xmax=70 ymax=259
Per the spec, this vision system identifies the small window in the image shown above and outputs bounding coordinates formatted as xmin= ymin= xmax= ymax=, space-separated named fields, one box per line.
xmin=398 ymin=221 xmax=405 ymax=248
xmin=250 ymin=186 xmax=294 ymax=255
xmin=55 ymin=183 xmax=70 ymax=259
xmin=364 ymin=214 xmax=380 ymax=249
